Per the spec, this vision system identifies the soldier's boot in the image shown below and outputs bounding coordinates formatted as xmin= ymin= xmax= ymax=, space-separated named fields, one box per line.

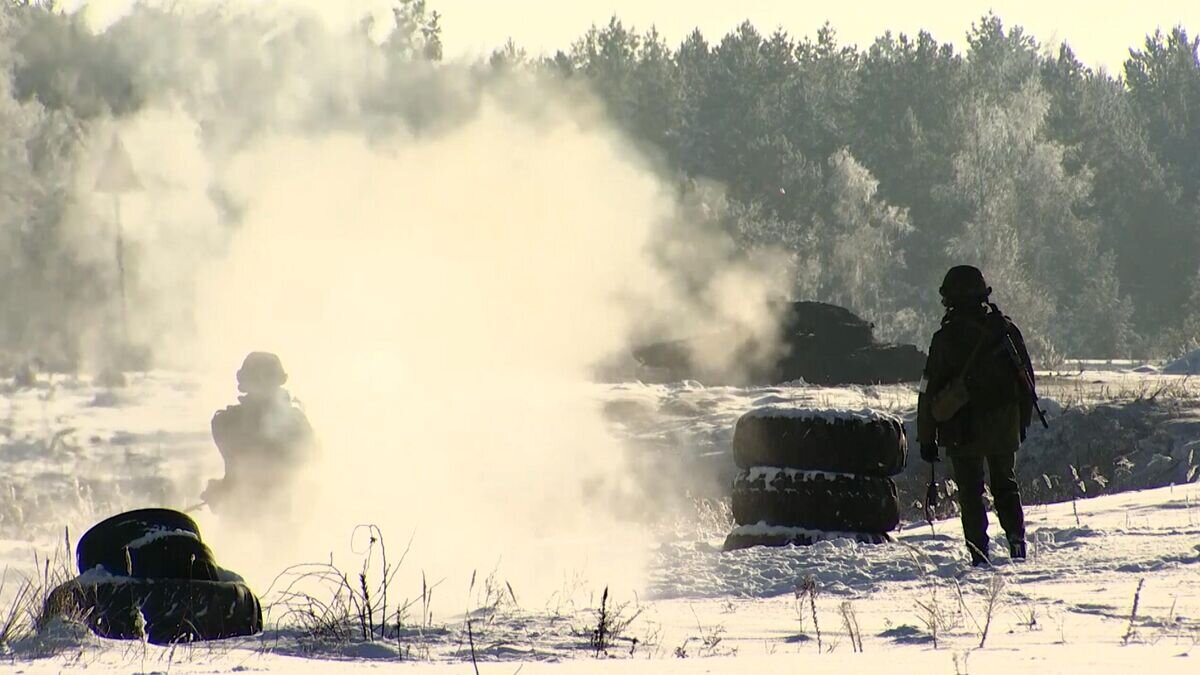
xmin=1008 ymin=539 xmax=1027 ymax=560
xmin=967 ymin=540 xmax=990 ymax=567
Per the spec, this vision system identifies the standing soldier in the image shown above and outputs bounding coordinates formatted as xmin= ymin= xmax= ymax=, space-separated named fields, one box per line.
xmin=917 ymin=266 xmax=1038 ymax=566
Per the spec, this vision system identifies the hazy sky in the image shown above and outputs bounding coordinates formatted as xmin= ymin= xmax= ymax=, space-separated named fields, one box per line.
xmin=432 ymin=0 xmax=1200 ymax=72
xmin=60 ymin=0 xmax=1200 ymax=74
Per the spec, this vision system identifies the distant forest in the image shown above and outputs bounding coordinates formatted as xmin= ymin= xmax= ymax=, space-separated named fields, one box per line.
xmin=1 ymin=1 xmax=1199 ymax=366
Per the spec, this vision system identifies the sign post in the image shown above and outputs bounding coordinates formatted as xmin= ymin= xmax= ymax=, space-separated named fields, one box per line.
xmin=94 ymin=135 xmax=141 ymax=344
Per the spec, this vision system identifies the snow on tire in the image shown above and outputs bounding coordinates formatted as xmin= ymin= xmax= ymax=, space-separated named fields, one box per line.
xmin=732 ymin=406 xmax=907 ymax=476
xmin=722 ymin=524 xmax=891 ymax=552
xmin=731 ymin=467 xmax=899 ymax=533
xmin=76 ymin=508 xmax=219 ymax=581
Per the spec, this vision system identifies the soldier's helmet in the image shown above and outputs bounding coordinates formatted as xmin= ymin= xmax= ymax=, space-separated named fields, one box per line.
xmin=939 ymin=265 xmax=991 ymax=305
xmin=236 ymin=351 xmax=288 ymax=393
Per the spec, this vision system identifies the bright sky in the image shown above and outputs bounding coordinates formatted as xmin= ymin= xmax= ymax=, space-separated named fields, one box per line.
xmin=60 ymin=0 xmax=1200 ymax=74
xmin=433 ymin=0 xmax=1200 ymax=73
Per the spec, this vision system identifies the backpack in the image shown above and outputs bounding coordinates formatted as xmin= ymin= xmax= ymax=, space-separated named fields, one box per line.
xmin=966 ymin=312 xmax=1024 ymax=413
xmin=930 ymin=310 xmax=1022 ymax=425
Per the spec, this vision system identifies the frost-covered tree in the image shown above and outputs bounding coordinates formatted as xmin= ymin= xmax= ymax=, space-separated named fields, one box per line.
xmin=853 ymin=30 xmax=963 ymax=292
xmin=946 ymin=83 xmax=1053 ymax=341
xmin=946 ymin=80 xmax=1099 ymax=356
xmin=817 ymin=149 xmax=914 ymax=340
xmin=735 ymin=149 xmax=917 ymax=341
xmin=1123 ymin=27 xmax=1200 ymax=340
xmin=0 ymin=5 xmax=103 ymax=369
xmin=383 ymin=0 xmax=443 ymax=61
xmin=1065 ymin=253 xmax=1135 ymax=357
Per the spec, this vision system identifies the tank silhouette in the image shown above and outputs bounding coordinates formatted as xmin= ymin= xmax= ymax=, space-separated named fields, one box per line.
xmin=632 ymin=301 xmax=925 ymax=385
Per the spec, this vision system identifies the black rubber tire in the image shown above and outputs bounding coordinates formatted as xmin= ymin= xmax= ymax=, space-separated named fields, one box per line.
xmin=731 ymin=468 xmax=900 ymax=532
xmin=722 ymin=526 xmax=892 ymax=551
xmin=76 ymin=509 xmax=218 ymax=580
xmin=45 ymin=576 xmax=262 ymax=645
xmin=126 ymin=534 xmax=220 ymax=581
xmin=732 ymin=407 xmax=907 ymax=475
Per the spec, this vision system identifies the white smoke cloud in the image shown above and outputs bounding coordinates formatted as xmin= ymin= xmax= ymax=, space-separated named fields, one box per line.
xmin=35 ymin=2 xmax=787 ymax=606
xmin=59 ymin=0 xmax=394 ymax=39
xmin=65 ymin=106 xmax=223 ymax=370
xmin=183 ymin=91 xmax=686 ymax=600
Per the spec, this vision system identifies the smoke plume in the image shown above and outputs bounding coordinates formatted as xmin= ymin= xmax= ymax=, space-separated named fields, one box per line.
xmin=15 ymin=2 xmax=786 ymax=602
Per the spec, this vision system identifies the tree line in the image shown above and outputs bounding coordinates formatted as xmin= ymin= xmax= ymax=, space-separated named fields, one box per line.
xmin=535 ymin=15 xmax=1200 ymax=361
xmin=1 ymin=1 xmax=1198 ymax=368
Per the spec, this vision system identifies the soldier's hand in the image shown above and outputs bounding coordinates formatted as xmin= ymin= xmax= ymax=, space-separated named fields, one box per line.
xmin=920 ymin=443 xmax=940 ymax=463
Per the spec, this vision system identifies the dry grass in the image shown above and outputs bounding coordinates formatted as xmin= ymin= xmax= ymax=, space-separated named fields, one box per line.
xmin=0 ymin=527 xmax=86 ymax=654
xmin=1122 ymin=578 xmax=1146 ymax=645
xmin=795 ymin=575 xmax=823 ymax=652
xmin=582 ymin=586 xmax=643 ymax=656
xmin=0 ymin=572 xmax=36 ymax=647
xmin=674 ymin=606 xmax=731 ymax=658
xmin=262 ymin=525 xmax=417 ymax=651
xmin=1040 ymin=374 xmax=1200 ymax=410
xmin=899 ymin=542 xmax=963 ymax=648
xmin=839 ymin=601 xmax=863 ymax=652
xmin=977 ymin=574 xmax=1006 ymax=648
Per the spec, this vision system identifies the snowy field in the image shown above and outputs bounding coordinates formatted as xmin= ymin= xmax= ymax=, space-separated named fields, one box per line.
xmin=2 ymin=369 xmax=1200 ymax=673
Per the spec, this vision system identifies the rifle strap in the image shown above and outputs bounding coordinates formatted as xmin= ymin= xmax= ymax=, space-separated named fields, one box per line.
xmin=987 ymin=303 xmax=1033 ymax=381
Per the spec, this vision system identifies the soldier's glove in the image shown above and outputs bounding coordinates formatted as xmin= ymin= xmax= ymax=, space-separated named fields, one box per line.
xmin=920 ymin=443 xmax=940 ymax=463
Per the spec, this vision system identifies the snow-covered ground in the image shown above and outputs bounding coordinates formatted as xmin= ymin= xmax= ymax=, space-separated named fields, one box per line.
xmin=2 ymin=370 xmax=1199 ymax=673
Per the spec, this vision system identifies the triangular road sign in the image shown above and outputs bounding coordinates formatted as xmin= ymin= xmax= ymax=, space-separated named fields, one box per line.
xmin=94 ymin=135 xmax=141 ymax=194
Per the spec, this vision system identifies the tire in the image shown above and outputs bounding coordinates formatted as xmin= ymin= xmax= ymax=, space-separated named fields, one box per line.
xmin=126 ymin=535 xmax=220 ymax=581
xmin=76 ymin=509 xmax=219 ymax=581
xmin=722 ymin=525 xmax=891 ymax=552
xmin=731 ymin=468 xmax=899 ymax=532
xmin=44 ymin=576 xmax=262 ymax=645
xmin=732 ymin=407 xmax=907 ymax=475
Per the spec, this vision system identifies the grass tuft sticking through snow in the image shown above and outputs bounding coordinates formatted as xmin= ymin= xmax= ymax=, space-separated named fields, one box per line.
xmin=977 ymin=573 xmax=1006 ymax=649
xmin=1 ymin=527 xmax=91 ymax=658
xmin=584 ymin=586 xmax=643 ymax=657
xmin=1122 ymin=578 xmax=1146 ymax=645
xmin=839 ymin=600 xmax=863 ymax=652
xmin=795 ymin=575 xmax=823 ymax=653
xmin=261 ymin=524 xmax=417 ymax=655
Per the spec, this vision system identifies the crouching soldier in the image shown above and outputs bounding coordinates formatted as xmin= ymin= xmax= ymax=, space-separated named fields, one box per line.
xmin=202 ymin=352 xmax=316 ymax=515
xmin=917 ymin=266 xmax=1038 ymax=566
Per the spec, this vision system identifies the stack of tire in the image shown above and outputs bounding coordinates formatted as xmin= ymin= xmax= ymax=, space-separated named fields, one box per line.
xmin=43 ymin=508 xmax=262 ymax=644
xmin=723 ymin=406 xmax=906 ymax=551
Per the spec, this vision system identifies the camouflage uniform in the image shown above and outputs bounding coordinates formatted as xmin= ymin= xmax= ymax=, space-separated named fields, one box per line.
xmin=203 ymin=352 xmax=315 ymax=514
xmin=916 ymin=267 xmax=1035 ymax=565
